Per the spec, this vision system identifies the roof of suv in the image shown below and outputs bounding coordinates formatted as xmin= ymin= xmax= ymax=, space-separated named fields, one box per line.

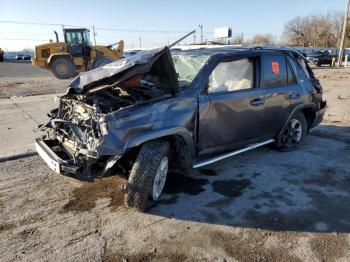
xmin=171 ymin=46 xmax=298 ymax=56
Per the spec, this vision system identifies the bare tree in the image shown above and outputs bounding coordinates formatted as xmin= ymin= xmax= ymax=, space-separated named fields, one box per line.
xmin=249 ymin=34 xmax=274 ymax=45
xmin=283 ymin=11 xmax=343 ymax=47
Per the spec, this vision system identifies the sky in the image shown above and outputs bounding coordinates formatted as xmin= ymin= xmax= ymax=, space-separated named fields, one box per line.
xmin=0 ymin=0 xmax=345 ymax=51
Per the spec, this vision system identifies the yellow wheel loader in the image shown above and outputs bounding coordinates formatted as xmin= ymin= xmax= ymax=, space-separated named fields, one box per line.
xmin=32 ymin=28 xmax=124 ymax=79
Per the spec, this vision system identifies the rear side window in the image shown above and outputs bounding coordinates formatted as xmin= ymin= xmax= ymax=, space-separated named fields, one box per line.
xmin=261 ymin=55 xmax=287 ymax=88
xmin=287 ymin=62 xmax=297 ymax=85
xmin=208 ymin=58 xmax=254 ymax=93
xmin=287 ymin=56 xmax=308 ymax=83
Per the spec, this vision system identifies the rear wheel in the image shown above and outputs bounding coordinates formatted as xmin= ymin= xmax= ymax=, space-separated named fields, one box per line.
xmin=92 ymin=56 xmax=114 ymax=69
xmin=51 ymin=58 xmax=76 ymax=79
xmin=124 ymin=140 xmax=170 ymax=212
xmin=276 ymin=111 xmax=307 ymax=151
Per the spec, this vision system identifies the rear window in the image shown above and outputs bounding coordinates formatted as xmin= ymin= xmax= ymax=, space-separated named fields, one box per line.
xmin=261 ymin=55 xmax=287 ymax=88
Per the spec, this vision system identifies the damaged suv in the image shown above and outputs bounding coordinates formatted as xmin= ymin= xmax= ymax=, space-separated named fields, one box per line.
xmin=36 ymin=46 xmax=326 ymax=211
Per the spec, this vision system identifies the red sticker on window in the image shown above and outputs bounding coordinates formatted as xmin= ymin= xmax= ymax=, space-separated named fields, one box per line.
xmin=272 ymin=62 xmax=280 ymax=75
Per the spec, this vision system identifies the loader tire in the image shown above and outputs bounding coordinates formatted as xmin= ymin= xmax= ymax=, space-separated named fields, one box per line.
xmin=51 ymin=58 xmax=76 ymax=79
xmin=124 ymin=140 xmax=170 ymax=212
xmin=92 ymin=56 xmax=114 ymax=69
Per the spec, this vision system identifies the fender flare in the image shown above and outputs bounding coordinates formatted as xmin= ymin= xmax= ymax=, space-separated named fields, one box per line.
xmin=277 ymin=102 xmax=316 ymax=138
xmin=47 ymin=53 xmax=73 ymax=66
xmin=122 ymin=126 xmax=195 ymax=159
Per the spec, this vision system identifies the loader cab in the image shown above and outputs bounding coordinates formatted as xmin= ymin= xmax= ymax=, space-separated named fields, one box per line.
xmin=63 ymin=28 xmax=92 ymax=58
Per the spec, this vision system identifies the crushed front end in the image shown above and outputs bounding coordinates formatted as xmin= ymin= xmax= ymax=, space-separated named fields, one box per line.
xmin=36 ymin=95 xmax=109 ymax=177
xmin=36 ymin=46 xmax=179 ymax=179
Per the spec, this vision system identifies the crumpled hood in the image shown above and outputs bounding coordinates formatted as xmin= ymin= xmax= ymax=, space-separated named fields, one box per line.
xmin=68 ymin=46 xmax=179 ymax=94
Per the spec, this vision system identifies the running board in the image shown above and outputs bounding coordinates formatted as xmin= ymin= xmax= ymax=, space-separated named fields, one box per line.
xmin=192 ymin=139 xmax=275 ymax=169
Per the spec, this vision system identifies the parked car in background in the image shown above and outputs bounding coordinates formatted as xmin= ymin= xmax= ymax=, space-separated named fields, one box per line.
xmin=15 ymin=54 xmax=24 ymax=60
xmin=22 ymin=54 xmax=31 ymax=60
xmin=306 ymin=50 xmax=335 ymax=66
xmin=36 ymin=46 xmax=326 ymax=211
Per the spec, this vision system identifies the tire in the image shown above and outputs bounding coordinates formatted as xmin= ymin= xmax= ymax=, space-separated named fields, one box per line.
xmin=51 ymin=58 xmax=76 ymax=79
xmin=92 ymin=56 xmax=114 ymax=69
xmin=275 ymin=111 xmax=307 ymax=152
xmin=124 ymin=140 xmax=170 ymax=212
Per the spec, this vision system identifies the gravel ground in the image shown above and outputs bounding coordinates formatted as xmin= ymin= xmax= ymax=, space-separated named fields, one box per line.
xmin=0 ymin=126 xmax=350 ymax=261
xmin=0 ymin=63 xmax=350 ymax=261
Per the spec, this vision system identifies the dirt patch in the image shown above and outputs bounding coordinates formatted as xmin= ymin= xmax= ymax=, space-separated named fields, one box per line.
xmin=0 ymin=213 xmax=43 ymax=233
xmin=209 ymin=230 xmax=302 ymax=262
xmin=0 ymin=222 xmax=17 ymax=232
xmin=244 ymin=187 xmax=350 ymax=232
xmin=310 ymin=233 xmax=348 ymax=262
xmin=211 ymin=179 xmax=252 ymax=198
xmin=163 ymin=173 xmax=209 ymax=195
xmin=61 ymin=176 xmax=127 ymax=213
xmin=303 ymin=167 xmax=350 ymax=190
xmin=103 ymin=250 xmax=187 ymax=262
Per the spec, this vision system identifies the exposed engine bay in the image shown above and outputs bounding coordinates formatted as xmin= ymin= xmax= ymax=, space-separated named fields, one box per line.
xmin=49 ymin=74 xmax=171 ymax=158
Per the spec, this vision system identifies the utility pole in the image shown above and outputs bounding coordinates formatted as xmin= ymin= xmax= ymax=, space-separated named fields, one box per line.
xmin=338 ymin=0 xmax=350 ymax=67
xmin=139 ymin=37 xmax=142 ymax=48
xmin=92 ymin=25 xmax=97 ymax=47
xmin=199 ymin=24 xmax=203 ymax=43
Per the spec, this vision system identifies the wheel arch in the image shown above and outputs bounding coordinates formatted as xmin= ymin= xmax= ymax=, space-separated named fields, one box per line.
xmin=47 ymin=53 xmax=73 ymax=66
xmin=301 ymin=107 xmax=317 ymax=131
xmin=123 ymin=128 xmax=195 ymax=168
xmin=277 ymin=103 xmax=316 ymax=138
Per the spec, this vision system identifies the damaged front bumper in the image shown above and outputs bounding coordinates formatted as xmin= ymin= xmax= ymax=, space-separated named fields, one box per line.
xmin=36 ymin=135 xmax=125 ymax=179
xmin=35 ymin=137 xmax=81 ymax=174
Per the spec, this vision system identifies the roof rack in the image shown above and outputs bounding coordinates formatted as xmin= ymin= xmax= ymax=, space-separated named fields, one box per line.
xmin=250 ymin=45 xmax=295 ymax=51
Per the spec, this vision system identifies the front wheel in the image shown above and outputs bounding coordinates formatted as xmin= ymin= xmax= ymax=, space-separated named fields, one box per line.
xmin=51 ymin=58 xmax=76 ymax=79
xmin=92 ymin=56 xmax=114 ymax=69
xmin=124 ymin=140 xmax=170 ymax=212
xmin=276 ymin=111 xmax=307 ymax=151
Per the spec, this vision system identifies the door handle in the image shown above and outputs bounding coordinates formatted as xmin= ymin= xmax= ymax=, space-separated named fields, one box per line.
xmin=250 ymin=98 xmax=264 ymax=106
xmin=287 ymin=93 xmax=301 ymax=100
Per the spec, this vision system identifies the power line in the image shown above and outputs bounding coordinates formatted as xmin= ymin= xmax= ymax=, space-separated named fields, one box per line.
xmin=0 ymin=20 xmax=210 ymax=34
xmin=0 ymin=37 xmax=47 ymax=41
xmin=0 ymin=20 xmax=77 ymax=27
xmin=310 ymin=0 xmax=332 ymax=14
xmin=94 ymin=26 xmax=189 ymax=34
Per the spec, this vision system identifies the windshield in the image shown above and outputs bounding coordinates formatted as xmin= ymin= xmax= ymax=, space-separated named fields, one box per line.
xmin=172 ymin=54 xmax=209 ymax=84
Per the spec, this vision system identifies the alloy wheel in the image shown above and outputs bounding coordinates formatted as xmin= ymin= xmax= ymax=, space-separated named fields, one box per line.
xmin=152 ymin=157 xmax=168 ymax=200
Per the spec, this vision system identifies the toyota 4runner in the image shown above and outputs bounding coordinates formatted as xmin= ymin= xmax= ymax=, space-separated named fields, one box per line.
xmin=36 ymin=46 xmax=326 ymax=211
